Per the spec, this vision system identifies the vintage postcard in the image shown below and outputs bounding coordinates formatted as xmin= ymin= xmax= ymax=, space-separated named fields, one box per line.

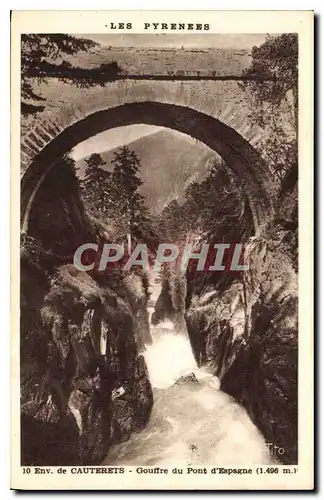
xmin=11 ymin=10 xmax=314 ymax=490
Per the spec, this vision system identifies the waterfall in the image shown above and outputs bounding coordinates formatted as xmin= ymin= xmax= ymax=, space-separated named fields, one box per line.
xmin=103 ymin=276 xmax=273 ymax=467
xmin=144 ymin=277 xmax=220 ymax=390
xmin=143 ymin=315 xmax=199 ymax=388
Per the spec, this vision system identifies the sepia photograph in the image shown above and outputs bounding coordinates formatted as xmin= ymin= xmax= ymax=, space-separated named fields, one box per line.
xmin=11 ymin=10 xmax=313 ymax=490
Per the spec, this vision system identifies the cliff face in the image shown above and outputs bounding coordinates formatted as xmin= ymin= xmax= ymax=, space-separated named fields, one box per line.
xmin=185 ymin=226 xmax=297 ymax=463
xmin=185 ymin=181 xmax=298 ymax=464
xmin=152 ymin=265 xmax=187 ymax=332
xmin=152 ymin=178 xmax=298 ymax=464
xmin=21 ymin=164 xmax=153 ymax=466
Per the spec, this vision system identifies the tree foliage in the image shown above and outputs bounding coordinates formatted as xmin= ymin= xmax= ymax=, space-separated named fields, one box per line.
xmin=79 ymin=148 xmax=153 ymax=244
xmin=81 ymin=153 xmax=115 ymax=220
xmin=111 ymin=146 xmax=150 ymax=235
xmin=240 ymin=33 xmax=298 ymax=181
xmin=158 ymin=159 xmax=253 ymax=245
xmin=155 ymin=159 xmax=254 ymax=295
xmin=21 ymin=34 xmax=122 ymax=116
xmin=241 ymin=33 xmax=298 ymax=127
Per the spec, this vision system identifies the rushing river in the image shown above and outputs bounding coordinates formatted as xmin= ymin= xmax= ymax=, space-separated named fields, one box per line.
xmin=103 ymin=281 xmax=273 ymax=467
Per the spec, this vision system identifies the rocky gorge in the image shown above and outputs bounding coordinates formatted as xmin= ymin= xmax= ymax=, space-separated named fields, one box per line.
xmin=18 ymin=31 xmax=301 ymax=473
xmin=170 ymin=173 xmax=298 ymax=464
xmin=21 ymin=162 xmax=153 ymax=466
xmin=20 ymin=155 xmax=298 ymax=466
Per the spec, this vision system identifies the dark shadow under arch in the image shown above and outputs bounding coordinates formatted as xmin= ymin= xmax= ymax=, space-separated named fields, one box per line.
xmin=21 ymin=101 xmax=274 ymax=231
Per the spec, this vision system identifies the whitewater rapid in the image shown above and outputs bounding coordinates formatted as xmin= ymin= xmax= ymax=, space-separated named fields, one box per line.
xmin=103 ymin=280 xmax=273 ymax=467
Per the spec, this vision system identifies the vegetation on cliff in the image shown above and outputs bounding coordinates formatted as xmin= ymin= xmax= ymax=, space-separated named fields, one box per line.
xmin=21 ymin=154 xmax=153 ymax=465
xmin=21 ymin=34 xmax=121 ymax=116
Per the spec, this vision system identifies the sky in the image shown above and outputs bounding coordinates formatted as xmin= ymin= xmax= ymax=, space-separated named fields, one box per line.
xmin=71 ymin=125 xmax=163 ymax=161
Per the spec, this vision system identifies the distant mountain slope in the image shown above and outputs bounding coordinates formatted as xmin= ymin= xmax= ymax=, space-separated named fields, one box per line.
xmin=76 ymin=129 xmax=218 ymax=214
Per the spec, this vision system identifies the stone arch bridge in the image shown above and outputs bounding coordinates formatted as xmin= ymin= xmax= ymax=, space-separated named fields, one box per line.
xmin=21 ymin=57 xmax=287 ymax=232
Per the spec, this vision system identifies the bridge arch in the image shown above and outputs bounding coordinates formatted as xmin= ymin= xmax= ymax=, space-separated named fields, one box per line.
xmin=21 ymin=101 xmax=275 ymax=232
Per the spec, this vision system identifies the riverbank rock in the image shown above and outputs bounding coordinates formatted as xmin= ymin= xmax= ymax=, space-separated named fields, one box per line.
xmin=21 ymin=259 xmax=154 ymax=466
xmin=174 ymin=373 xmax=199 ymax=386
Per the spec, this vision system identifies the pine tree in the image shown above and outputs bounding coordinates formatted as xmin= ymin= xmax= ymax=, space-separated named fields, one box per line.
xmin=158 ymin=159 xmax=252 ymax=247
xmin=21 ymin=34 xmax=122 ymax=116
xmin=81 ymin=153 xmax=114 ymax=220
xmin=159 ymin=200 xmax=187 ymax=242
xmin=111 ymin=147 xmax=148 ymax=245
